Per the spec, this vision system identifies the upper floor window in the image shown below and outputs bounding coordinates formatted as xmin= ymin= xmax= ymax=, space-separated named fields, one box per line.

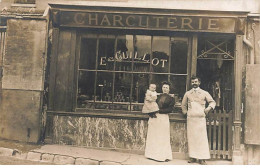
xmin=14 ymin=0 xmax=35 ymax=4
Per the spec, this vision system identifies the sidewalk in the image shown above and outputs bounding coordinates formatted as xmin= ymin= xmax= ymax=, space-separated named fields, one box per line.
xmin=0 ymin=139 xmax=232 ymax=165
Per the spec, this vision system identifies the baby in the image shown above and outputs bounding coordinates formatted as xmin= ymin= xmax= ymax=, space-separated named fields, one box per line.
xmin=142 ymin=84 xmax=159 ymax=118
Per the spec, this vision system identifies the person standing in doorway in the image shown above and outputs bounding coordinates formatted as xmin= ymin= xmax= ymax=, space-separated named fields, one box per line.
xmin=181 ymin=76 xmax=216 ymax=165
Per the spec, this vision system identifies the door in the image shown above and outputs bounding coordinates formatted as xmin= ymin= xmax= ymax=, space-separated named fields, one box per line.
xmin=197 ymin=35 xmax=234 ymax=159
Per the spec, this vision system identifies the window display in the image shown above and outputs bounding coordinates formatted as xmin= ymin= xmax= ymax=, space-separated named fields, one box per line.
xmin=77 ymin=33 xmax=188 ymax=112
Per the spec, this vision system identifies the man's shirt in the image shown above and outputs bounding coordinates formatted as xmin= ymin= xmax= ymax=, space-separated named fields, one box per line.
xmin=181 ymin=88 xmax=216 ymax=115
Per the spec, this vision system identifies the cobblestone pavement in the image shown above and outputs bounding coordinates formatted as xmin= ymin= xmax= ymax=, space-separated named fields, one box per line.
xmin=0 ymin=156 xmax=52 ymax=165
xmin=0 ymin=139 xmax=233 ymax=165
xmin=0 ymin=138 xmax=41 ymax=153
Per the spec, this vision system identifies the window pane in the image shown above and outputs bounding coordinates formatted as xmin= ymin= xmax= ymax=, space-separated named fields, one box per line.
xmin=169 ymin=75 xmax=187 ymax=106
xmin=96 ymin=72 xmax=113 ymax=102
xmin=77 ymin=71 xmax=95 ymax=108
xmin=131 ymin=103 xmax=143 ymax=112
xmin=133 ymin=35 xmax=151 ymax=72
xmin=111 ymin=102 xmax=131 ymax=111
xmin=115 ymin=35 xmax=133 ymax=71
xmin=95 ymin=72 xmax=113 ymax=110
xmin=150 ymin=74 xmax=187 ymax=106
xmin=79 ymin=34 xmax=97 ymax=70
xmin=76 ymin=33 xmax=189 ymax=112
xmin=170 ymin=37 xmax=188 ymax=74
xmin=114 ymin=72 xmax=132 ymax=102
xmin=132 ymin=73 xmax=149 ymax=103
xmin=197 ymin=36 xmax=234 ymax=60
xmin=14 ymin=0 xmax=35 ymax=4
xmin=133 ymin=62 xmax=150 ymax=72
xmin=99 ymin=72 xmax=131 ymax=111
xmin=150 ymin=74 xmax=169 ymax=93
xmin=97 ymin=35 xmax=116 ymax=70
xmin=152 ymin=36 xmax=170 ymax=73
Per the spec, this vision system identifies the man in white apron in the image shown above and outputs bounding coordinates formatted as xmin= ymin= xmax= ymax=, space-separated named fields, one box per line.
xmin=181 ymin=76 xmax=216 ymax=165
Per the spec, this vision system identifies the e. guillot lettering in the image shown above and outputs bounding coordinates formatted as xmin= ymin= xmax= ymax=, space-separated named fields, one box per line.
xmin=100 ymin=51 xmax=168 ymax=68
xmin=60 ymin=11 xmax=237 ymax=33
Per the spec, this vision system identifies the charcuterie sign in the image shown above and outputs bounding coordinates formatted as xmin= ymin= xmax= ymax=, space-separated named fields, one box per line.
xmin=54 ymin=11 xmax=240 ymax=33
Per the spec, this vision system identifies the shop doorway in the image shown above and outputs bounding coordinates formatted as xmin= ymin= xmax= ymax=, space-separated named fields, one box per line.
xmin=197 ymin=35 xmax=234 ymax=160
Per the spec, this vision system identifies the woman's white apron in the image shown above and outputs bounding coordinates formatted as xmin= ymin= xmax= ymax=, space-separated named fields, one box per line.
xmin=145 ymin=113 xmax=172 ymax=161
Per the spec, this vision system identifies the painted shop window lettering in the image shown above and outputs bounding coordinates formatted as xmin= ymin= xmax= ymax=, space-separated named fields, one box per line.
xmin=77 ymin=33 xmax=188 ymax=112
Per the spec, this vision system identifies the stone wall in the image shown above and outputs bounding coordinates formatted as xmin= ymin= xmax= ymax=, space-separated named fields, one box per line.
xmin=52 ymin=115 xmax=188 ymax=158
xmin=1 ymin=0 xmax=259 ymax=13
xmin=244 ymin=145 xmax=260 ymax=164
xmin=2 ymin=19 xmax=46 ymax=90
xmin=243 ymin=16 xmax=260 ymax=165
xmin=0 ymin=19 xmax=47 ymax=143
xmin=0 ymin=90 xmax=42 ymax=142
xmin=247 ymin=17 xmax=260 ymax=64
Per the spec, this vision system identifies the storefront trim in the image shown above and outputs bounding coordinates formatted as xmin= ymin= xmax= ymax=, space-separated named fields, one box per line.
xmin=47 ymin=110 xmax=186 ymax=122
xmin=49 ymin=2 xmax=249 ymax=16
xmin=49 ymin=3 xmax=248 ymax=35
xmin=46 ymin=4 xmax=250 ymax=161
xmin=51 ymin=10 xmax=246 ymax=34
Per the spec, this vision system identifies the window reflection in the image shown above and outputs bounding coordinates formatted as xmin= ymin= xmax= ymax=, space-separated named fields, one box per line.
xmin=94 ymin=72 xmax=114 ymax=110
xmin=114 ymin=72 xmax=132 ymax=102
xmin=96 ymin=72 xmax=113 ymax=102
xmin=115 ymin=35 xmax=133 ymax=71
xmin=97 ymin=35 xmax=116 ymax=70
xmin=133 ymin=35 xmax=151 ymax=72
xmin=150 ymin=74 xmax=169 ymax=93
xmin=152 ymin=36 xmax=170 ymax=73
xmin=170 ymin=75 xmax=187 ymax=106
xmin=170 ymin=37 xmax=188 ymax=74
xmin=132 ymin=73 xmax=149 ymax=103
xmin=79 ymin=34 xmax=97 ymax=70
xmin=77 ymin=71 xmax=95 ymax=108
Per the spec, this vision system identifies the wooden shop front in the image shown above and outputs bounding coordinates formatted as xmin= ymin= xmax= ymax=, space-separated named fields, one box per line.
xmin=46 ymin=3 xmax=247 ymax=160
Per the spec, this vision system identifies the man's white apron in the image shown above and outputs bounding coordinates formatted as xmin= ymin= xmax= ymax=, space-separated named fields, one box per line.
xmin=187 ymin=102 xmax=210 ymax=159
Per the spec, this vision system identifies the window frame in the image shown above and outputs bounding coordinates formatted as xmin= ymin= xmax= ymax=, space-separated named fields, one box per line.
xmin=75 ymin=30 xmax=192 ymax=113
xmin=13 ymin=0 xmax=35 ymax=4
xmin=12 ymin=0 xmax=36 ymax=8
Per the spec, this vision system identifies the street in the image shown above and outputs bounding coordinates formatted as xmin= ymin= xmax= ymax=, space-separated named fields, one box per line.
xmin=0 ymin=156 xmax=52 ymax=165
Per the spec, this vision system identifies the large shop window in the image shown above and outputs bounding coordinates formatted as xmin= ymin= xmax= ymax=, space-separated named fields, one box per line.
xmin=77 ymin=33 xmax=188 ymax=112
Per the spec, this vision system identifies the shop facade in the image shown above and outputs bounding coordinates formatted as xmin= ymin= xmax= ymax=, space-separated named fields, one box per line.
xmin=45 ymin=3 xmax=247 ymax=161
xmin=0 ymin=0 xmax=260 ymax=164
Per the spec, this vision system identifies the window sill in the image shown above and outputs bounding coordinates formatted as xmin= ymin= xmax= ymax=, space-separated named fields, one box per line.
xmin=47 ymin=110 xmax=186 ymax=122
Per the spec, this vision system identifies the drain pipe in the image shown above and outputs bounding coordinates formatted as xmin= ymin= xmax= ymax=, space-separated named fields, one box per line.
xmin=243 ymin=36 xmax=254 ymax=64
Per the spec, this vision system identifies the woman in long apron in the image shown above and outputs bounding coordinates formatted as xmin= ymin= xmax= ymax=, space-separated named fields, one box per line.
xmin=144 ymin=81 xmax=175 ymax=162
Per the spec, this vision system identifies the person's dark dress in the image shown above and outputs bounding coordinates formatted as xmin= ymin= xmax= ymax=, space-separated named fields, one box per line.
xmin=157 ymin=93 xmax=175 ymax=114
